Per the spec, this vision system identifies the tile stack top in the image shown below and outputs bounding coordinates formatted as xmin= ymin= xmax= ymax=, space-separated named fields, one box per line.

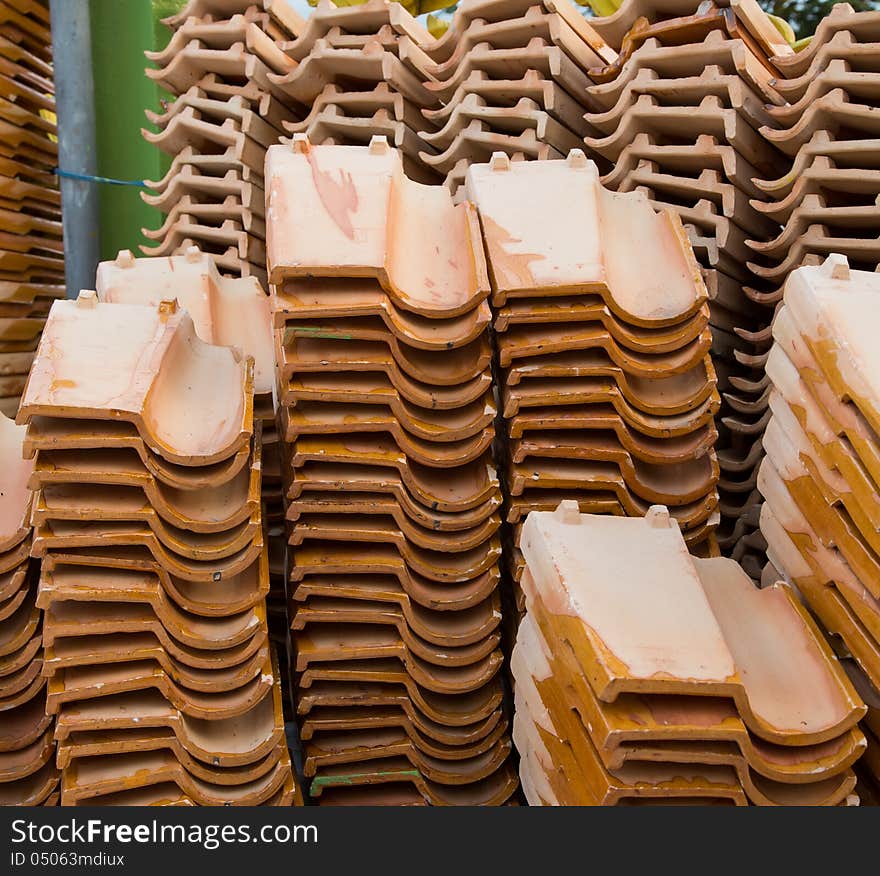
xmin=465 ymin=150 xmax=706 ymax=322
xmin=523 ymin=505 xmax=736 ymax=694
xmin=266 ymin=134 xmax=488 ymax=312
xmin=515 ymin=501 xmax=866 ymax=805
xmin=19 ymin=293 xmax=253 ymax=466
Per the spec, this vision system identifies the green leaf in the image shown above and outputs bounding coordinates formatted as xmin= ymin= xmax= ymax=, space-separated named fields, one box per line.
xmin=426 ymin=13 xmax=449 ymax=37
xmin=766 ymin=12 xmax=796 ymax=46
xmin=575 ymin=0 xmax=623 ymax=14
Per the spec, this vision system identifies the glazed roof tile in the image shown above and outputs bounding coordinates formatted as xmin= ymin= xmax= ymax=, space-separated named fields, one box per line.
xmin=266 ymin=137 xmax=489 ymax=316
xmin=465 ymin=150 xmax=707 ymax=323
xmin=96 ymin=248 xmax=273 ymax=396
xmin=19 ymin=293 xmax=253 ymax=466
xmin=520 ymin=501 xmax=864 ymax=742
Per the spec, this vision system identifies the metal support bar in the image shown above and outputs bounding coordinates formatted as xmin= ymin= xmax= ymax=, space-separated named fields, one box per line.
xmin=49 ymin=0 xmax=101 ymax=298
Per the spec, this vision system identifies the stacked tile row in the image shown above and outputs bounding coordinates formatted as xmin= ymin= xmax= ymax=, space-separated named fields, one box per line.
xmin=92 ymin=245 xmax=293 ymax=708
xmin=751 ymin=6 xmax=880 ymax=304
xmin=746 ymin=5 xmax=880 ymax=589
xmin=266 ymin=136 xmax=517 ymax=805
xmin=18 ymin=291 xmax=299 ymax=806
xmin=271 ymin=0 xmax=443 ymax=184
xmin=0 ymin=0 xmax=63 ymax=418
xmin=142 ymin=0 xmax=309 ymax=699
xmin=758 ymin=255 xmax=880 ymax=801
xmin=95 ymin=245 xmax=293 ymax=704
xmin=514 ymin=501 xmax=867 ymax=805
xmin=267 ymin=0 xmax=618 ymax=197
xmin=414 ymin=0 xmax=616 ymax=199
xmin=581 ymin=0 xmax=796 ymax=578
xmin=464 ymin=150 xmax=720 ymax=606
xmin=0 ymin=411 xmax=57 ymax=806
xmin=142 ymin=0 xmax=306 ymax=287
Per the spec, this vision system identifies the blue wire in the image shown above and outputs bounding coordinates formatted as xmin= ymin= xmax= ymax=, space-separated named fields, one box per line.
xmin=54 ymin=168 xmax=148 ymax=188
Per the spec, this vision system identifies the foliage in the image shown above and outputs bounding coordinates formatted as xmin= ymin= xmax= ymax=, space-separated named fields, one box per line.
xmin=427 ymin=13 xmax=450 ymax=36
xmin=151 ymin=0 xmax=187 ymax=22
xmin=758 ymin=0 xmax=878 ymax=38
xmin=295 ymin=0 xmax=879 ymax=42
xmin=580 ymin=0 xmax=620 ymax=13
xmin=307 ymin=0 xmax=454 ymax=12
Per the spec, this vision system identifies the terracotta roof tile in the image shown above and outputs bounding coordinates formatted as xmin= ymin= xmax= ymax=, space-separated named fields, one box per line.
xmin=62 ymin=745 xmax=293 ymax=806
xmin=266 ymin=137 xmax=489 ymax=313
xmin=96 ymin=248 xmax=274 ymax=397
xmin=308 ymin=755 xmax=518 ymax=804
xmin=760 ymin=257 xmax=880 ymax=721
xmin=0 ymin=407 xmax=55 ymax=802
xmin=267 ymin=137 xmax=510 ymax=802
xmin=466 ymin=151 xmax=707 ymax=321
xmin=514 ymin=502 xmax=866 ymax=803
xmin=20 ymin=294 xmax=253 ymax=466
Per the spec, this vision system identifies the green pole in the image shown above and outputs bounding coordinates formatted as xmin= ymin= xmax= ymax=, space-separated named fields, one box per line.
xmin=89 ymin=0 xmax=177 ymax=261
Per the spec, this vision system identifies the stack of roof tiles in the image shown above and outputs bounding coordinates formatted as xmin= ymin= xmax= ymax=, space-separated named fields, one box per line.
xmin=465 ymin=150 xmax=720 ymax=608
xmin=265 ymin=135 xmax=517 ymax=805
xmin=840 ymin=659 xmax=880 ymax=802
xmin=513 ymin=501 xmax=867 ymax=805
xmin=751 ymin=4 xmax=880 ymax=295
xmin=0 ymin=0 xmax=63 ymax=418
xmin=271 ymin=0 xmax=443 ymax=185
xmin=745 ymin=3 xmax=880 ymax=583
xmin=18 ymin=291 xmax=299 ymax=805
xmin=142 ymin=0 xmax=306 ymax=287
xmin=580 ymin=0 xmax=795 ymax=578
xmin=758 ymin=255 xmax=880 ymax=797
xmin=413 ymin=0 xmax=616 ymax=200
xmin=0 ymin=410 xmax=58 ymax=806
xmin=92 ymin=246 xmax=293 ymax=709
xmin=855 ymin=674 xmax=880 ymax=803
